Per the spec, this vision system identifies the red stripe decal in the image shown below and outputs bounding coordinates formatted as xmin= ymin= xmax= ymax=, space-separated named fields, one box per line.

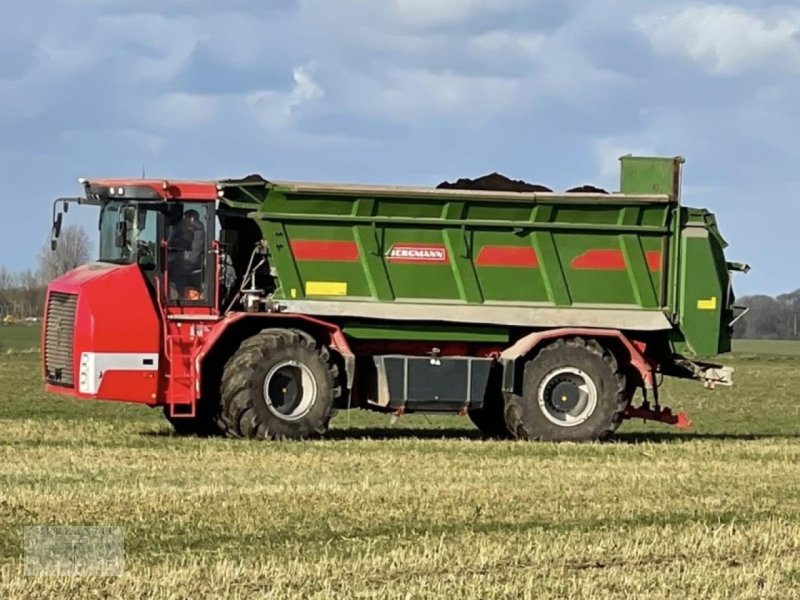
xmin=646 ymin=251 xmax=662 ymax=272
xmin=476 ymin=246 xmax=539 ymax=267
xmin=571 ymin=249 xmax=626 ymax=270
xmin=291 ymin=240 xmax=360 ymax=262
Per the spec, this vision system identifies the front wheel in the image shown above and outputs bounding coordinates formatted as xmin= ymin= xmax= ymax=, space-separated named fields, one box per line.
xmin=504 ymin=337 xmax=627 ymax=441
xmin=217 ymin=329 xmax=340 ymax=440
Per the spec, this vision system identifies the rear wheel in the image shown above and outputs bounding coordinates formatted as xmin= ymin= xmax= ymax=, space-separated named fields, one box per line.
xmin=504 ymin=337 xmax=627 ymax=441
xmin=217 ymin=329 xmax=339 ymax=440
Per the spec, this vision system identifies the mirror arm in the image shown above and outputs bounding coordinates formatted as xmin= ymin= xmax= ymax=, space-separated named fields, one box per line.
xmin=49 ymin=194 xmax=104 ymax=251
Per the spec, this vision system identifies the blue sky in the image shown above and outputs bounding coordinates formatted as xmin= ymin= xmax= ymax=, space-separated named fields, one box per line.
xmin=1 ymin=0 xmax=798 ymax=295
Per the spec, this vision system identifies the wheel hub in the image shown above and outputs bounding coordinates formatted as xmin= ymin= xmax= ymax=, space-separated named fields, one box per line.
xmin=537 ymin=367 xmax=598 ymax=427
xmin=263 ymin=361 xmax=317 ymax=422
xmin=549 ymin=381 xmax=581 ymax=413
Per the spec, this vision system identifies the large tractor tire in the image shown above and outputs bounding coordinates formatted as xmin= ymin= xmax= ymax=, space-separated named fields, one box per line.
xmin=468 ymin=365 xmax=513 ymax=439
xmin=504 ymin=337 xmax=627 ymax=442
xmin=217 ymin=329 xmax=339 ymax=440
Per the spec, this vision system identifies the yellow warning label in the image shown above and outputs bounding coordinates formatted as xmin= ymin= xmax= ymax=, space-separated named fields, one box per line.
xmin=697 ymin=297 xmax=717 ymax=310
xmin=306 ymin=281 xmax=348 ymax=296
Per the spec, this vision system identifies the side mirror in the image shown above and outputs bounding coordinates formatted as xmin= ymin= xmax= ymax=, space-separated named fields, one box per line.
xmin=50 ymin=213 xmax=63 ymax=251
xmin=49 ymin=196 xmax=90 ymax=252
xmin=53 ymin=213 xmax=63 ymax=238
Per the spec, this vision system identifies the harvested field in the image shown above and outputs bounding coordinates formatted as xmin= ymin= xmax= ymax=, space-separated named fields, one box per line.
xmin=1 ymin=348 xmax=799 ymax=598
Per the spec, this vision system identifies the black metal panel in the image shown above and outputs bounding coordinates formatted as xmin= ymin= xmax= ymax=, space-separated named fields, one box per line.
xmin=407 ymin=359 xmax=468 ymax=404
xmin=385 ymin=358 xmax=406 ymax=404
xmin=44 ymin=292 xmax=77 ymax=388
xmin=470 ymin=363 xmax=493 ymax=407
xmin=378 ymin=356 xmax=493 ymax=412
xmin=500 ymin=358 xmax=516 ymax=393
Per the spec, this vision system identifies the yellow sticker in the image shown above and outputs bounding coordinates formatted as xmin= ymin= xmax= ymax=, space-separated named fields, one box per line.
xmin=290 ymin=288 xmax=297 ymax=299
xmin=697 ymin=297 xmax=717 ymax=310
xmin=306 ymin=281 xmax=348 ymax=296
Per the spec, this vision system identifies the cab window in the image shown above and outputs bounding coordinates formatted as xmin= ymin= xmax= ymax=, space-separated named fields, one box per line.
xmin=165 ymin=203 xmax=213 ymax=305
xmin=99 ymin=200 xmax=158 ymax=266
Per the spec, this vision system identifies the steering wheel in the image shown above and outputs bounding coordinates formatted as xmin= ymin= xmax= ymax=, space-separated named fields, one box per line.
xmin=136 ymin=240 xmax=156 ymax=265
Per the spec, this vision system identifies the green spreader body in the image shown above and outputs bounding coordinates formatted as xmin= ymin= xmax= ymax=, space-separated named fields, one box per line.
xmin=218 ymin=157 xmax=736 ymax=359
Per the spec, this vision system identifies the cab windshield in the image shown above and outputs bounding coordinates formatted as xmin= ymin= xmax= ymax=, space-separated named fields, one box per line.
xmin=98 ymin=200 xmax=158 ymax=267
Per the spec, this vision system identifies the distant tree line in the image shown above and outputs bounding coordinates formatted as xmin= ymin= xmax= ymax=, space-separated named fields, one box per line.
xmin=0 ymin=268 xmax=45 ymax=320
xmin=0 ymin=226 xmax=91 ymax=320
xmin=734 ymin=290 xmax=800 ymax=340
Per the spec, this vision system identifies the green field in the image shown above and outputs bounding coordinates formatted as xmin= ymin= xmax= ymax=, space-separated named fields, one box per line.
xmin=1 ymin=346 xmax=800 ymax=597
xmin=0 ymin=325 xmax=40 ymax=352
xmin=731 ymin=338 xmax=800 ymax=356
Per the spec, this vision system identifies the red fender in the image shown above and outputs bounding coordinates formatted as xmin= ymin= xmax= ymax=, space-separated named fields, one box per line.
xmin=195 ymin=312 xmax=356 ymax=388
xmin=500 ymin=327 xmax=654 ymax=388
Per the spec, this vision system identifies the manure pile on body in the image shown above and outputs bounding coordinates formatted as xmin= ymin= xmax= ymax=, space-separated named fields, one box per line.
xmin=437 ymin=173 xmax=607 ymax=194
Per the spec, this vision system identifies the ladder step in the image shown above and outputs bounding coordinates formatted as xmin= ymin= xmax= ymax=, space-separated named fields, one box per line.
xmin=165 ymin=333 xmax=199 ymax=419
xmin=169 ymin=402 xmax=196 ymax=418
xmin=167 ymin=394 xmax=194 ymax=403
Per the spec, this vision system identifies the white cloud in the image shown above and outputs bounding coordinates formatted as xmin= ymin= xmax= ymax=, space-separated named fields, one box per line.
xmin=469 ymin=30 xmax=546 ymax=58
xmin=37 ymin=36 xmax=99 ymax=71
xmin=147 ymin=93 xmax=221 ymax=127
xmin=636 ymin=4 xmax=800 ymax=75
xmin=141 ymin=63 xmax=324 ymax=134
xmin=99 ymin=13 xmax=206 ymax=81
xmin=246 ymin=64 xmax=324 ymax=132
xmin=378 ymin=0 xmax=527 ymax=27
xmin=312 ymin=15 xmax=626 ymax=125
xmin=198 ymin=14 xmax=278 ymax=69
xmin=60 ymin=127 xmax=166 ymax=157
xmin=341 ymin=67 xmax=524 ymax=125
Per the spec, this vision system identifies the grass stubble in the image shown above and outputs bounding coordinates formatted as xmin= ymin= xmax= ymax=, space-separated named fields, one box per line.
xmin=0 ymin=346 xmax=799 ymax=598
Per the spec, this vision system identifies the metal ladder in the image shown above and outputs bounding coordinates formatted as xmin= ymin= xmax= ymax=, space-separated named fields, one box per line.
xmin=165 ymin=334 xmax=198 ymax=418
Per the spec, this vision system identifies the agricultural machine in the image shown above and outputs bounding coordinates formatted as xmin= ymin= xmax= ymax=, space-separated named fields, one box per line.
xmin=43 ymin=156 xmax=745 ymax=441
